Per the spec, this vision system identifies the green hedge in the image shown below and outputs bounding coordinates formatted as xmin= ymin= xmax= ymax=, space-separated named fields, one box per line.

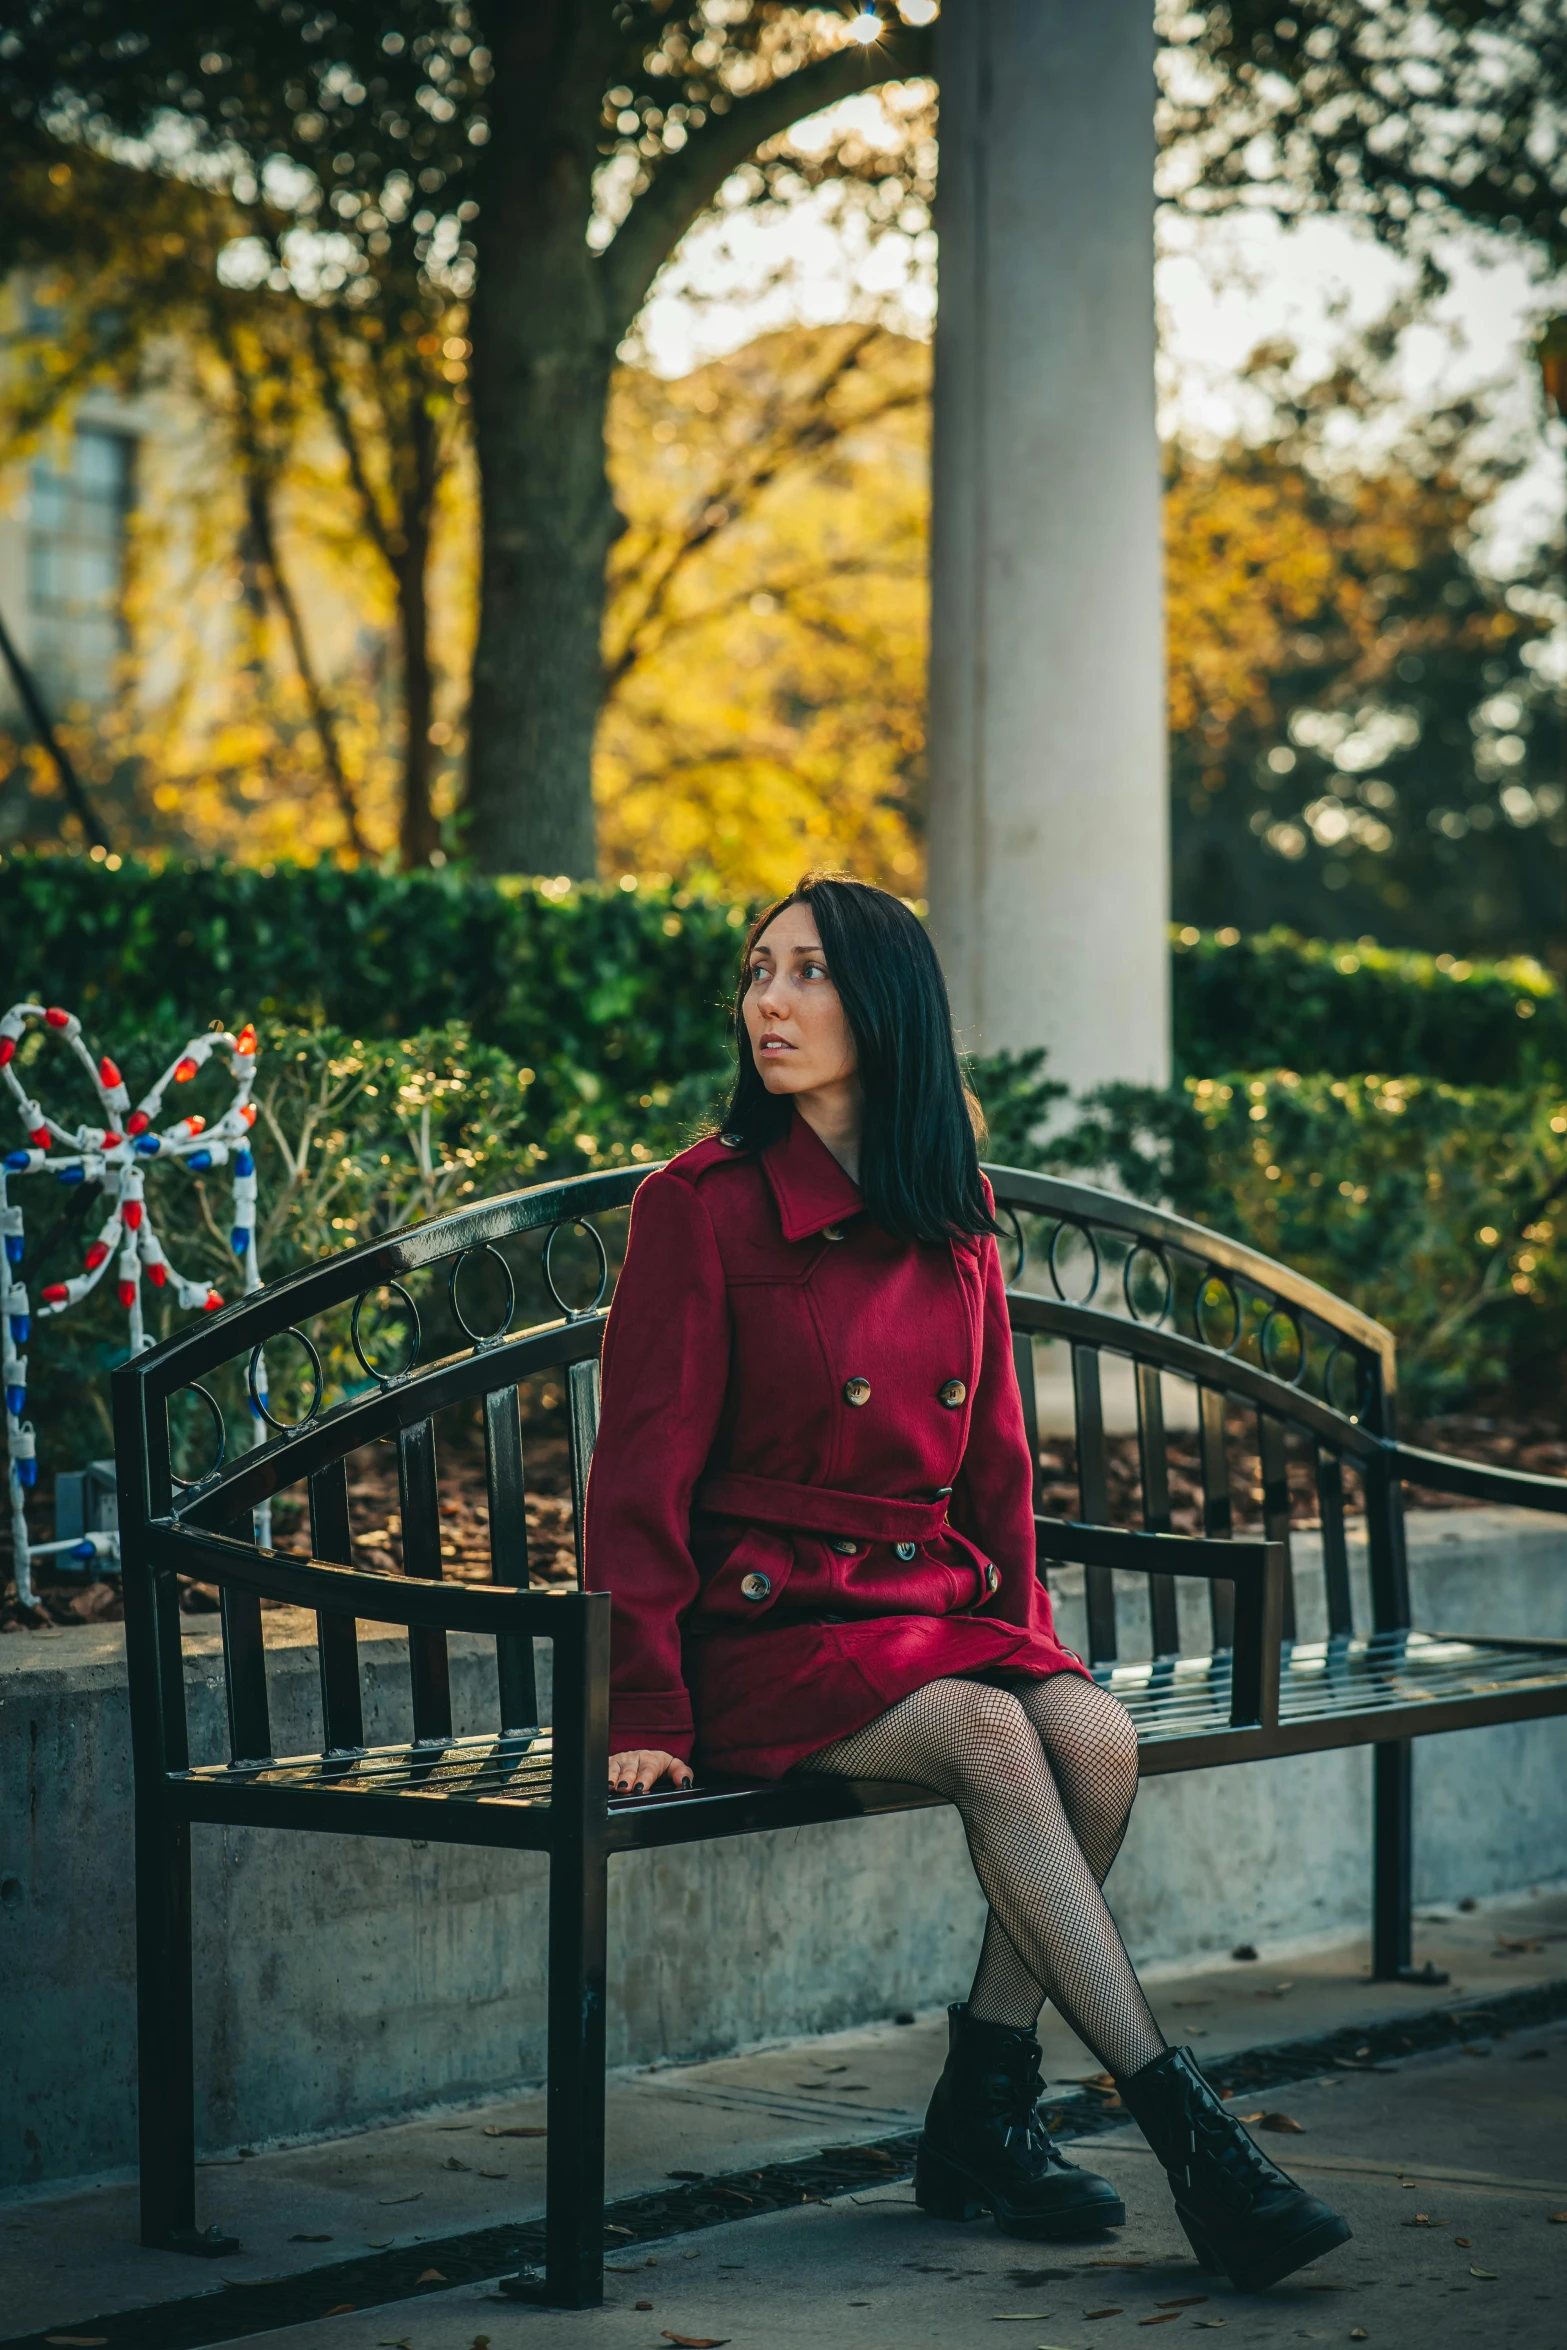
xmin=1171 ymin=926 xmax=1562 ymax=1084
xmin=2 ymin=855 xmax=1562 ymax=1087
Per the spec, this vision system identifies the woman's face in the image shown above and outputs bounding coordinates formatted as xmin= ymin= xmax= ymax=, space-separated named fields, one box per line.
xmin=742 ymin=901 xmax=859 ymax=1100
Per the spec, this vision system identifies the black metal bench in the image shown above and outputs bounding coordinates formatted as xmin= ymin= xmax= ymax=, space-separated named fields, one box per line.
xmin=114 ymin=1163 xmax=1567 ymax=2307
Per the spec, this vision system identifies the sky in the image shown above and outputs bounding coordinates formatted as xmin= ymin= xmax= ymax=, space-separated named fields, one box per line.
xmin=631 ymin=103 xmax=1566 ymax=583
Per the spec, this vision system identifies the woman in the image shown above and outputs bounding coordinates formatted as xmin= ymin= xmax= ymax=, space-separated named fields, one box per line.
xmin=585 ymin=874 xmax=1349 ymax=2293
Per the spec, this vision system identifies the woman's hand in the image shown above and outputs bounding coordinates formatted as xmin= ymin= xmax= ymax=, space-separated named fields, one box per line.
xmin=608 ymin=1748 xmax=693 ymax=1794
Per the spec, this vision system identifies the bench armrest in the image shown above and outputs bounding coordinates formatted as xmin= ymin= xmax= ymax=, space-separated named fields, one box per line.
xmin=148 ymin=1520 xmax=605 ymax=1644
xmin=1390 ymin=1442 xmax=1567 ymax=1517
xmin=1034 ymin=1517 xmax=1285 ymax=1731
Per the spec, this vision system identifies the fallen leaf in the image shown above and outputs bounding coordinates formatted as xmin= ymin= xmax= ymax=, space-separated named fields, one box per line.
xmin=1469 ymin=2266 xmax=1498 ymax=2279
xmin=415 ymin=2267 xmax=446 ymax=2283
xmin=324 ymin=2308 xmax=356 ymax=2318
xmin=291 ymin=2232 xmax=334 ymax=2242
xmin=1237 ymin=2111 xmax=1266 ymax=2124
xmin=1454 ymin=2236 xmax=1471 ymax=2248
xmin=1085 ymin=2310 xmax=1124 ymax=2320
xmin=660 ymin=2335 xmax=731 ymax=2348
xmin=1157 ymin=2299 xmax=1209 ymax=2310
xmin=668 ymin=2169 xmax=707 ymax=2181
xmin=1192 ymin=2325 xmax=1227 ymax=2332
xmin=604 ymin=2223 xmax=635 ymax=2237
xmin=434 ymin=2122 xmax=472 ymax=2131
xmin=1231 ymin=1943 xmax=1258 ymax=1960
xmin=992 ymin=2318 xmax=1055 ymax=2323
xmin=1139 ymin=2318 xmax=1181 ymax=2328
xmin=45 ymin=2338 xmax=108 ymax=2347
xmin=1350 ymin=2332 xmax=1368 ymax=2342
xmin=1550 ymin=2211 xmax=1567 ymax=2223
xmin=1007 ymin=2270 xmax=1076 ymax=2284
xmin=1257 ymin=2112 xmax=1304 ymax=2133
xmin=482 ymin=2124 xmax=546 ymax=2137
xmin=1402 ymin=2215 xmax=1445 ymax=2229
xmin=636 ymin=2299 xmax=654 ymax=2310
xmin=440 ymin=2157 xmax=471 ymax=2171
xmin=478 ymin=2168 xmax=507 ymax=2179
xmin=377 ymin=2191 xmax=423 ymax=2205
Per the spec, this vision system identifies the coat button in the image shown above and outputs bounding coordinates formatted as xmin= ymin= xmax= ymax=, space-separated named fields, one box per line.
xmin=843 ymin=1377 xmax=871 ymax=1406
xmin=893 ymin=1540 xmax=917 ymax=1562
xmin=718 ymin=1131 xmax=744 ymax=1149
xmin=938 ymin=1378 xmax=967 ymax=1408
xmin=740 ymin=1571 xmax=772 ymax=1601
xmin=828 ymin=1537 xmax=859 ymax=1555
xmin=821 ymin=1223 xmax=846 ymax=1241
xmin=984 ymin=1561 xmax=1001 ymax=1595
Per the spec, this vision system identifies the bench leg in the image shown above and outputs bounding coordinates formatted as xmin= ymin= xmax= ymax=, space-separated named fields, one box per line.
xmin=136 ymin=1815 xmax=241 ymax=2257
xmin=1372 ymin=1740 xmax=1447 ymax=1987
xmin=542 ymin=1836 xmax=610 ymax=2307
xmin=136 ymin=1812 xmax=196 ymax=2248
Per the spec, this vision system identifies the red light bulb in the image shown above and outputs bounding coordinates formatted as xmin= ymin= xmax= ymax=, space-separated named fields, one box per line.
xmin=146 ymin=1262 xmax=167 ymax=1288
xmin=126 ymin=1109 xmax=150 ymax=1136
xmin=122 ymin=1201 xmax=143 ymax=1230
xmin=100 ymin=1131 xmax=122 ymax=1149
xmin=100 ymin=1056 xmax=122 ymax=1089
xmin=41 ymin=1282 xmax=69 ymax=1305
xmin=84 ymin=1241 xmax=110 ymax=1271
xmin=45 ymin=1007 xmax=69 ymax=1029
xmin=234 ymin=1024 xmax=257 ymax=1055
xmin=28 ymin=1127 xmax=49 ymax=1149
xmin=0 ymin=1038 xmax=14 ymax=1068
xmin=174 ymin=1056 xmax=198 ymax=1083
xmin=203 ymin=1288 xmax=223 ymax=1312
xmin=117 ymin=1279 xmax=137 ymax=1309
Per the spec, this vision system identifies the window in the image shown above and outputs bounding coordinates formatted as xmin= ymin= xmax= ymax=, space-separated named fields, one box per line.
xmin=27 ymin=426 xmax=135 ymax=711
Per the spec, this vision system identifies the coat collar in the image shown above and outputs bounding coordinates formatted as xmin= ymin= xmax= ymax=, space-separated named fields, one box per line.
xmin=760 ymin=1109 xmax=865 ymax=1242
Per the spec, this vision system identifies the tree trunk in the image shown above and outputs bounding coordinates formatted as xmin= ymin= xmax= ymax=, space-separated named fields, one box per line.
xmin=465 ymin=8 xmax=620 ymax=879
xmin=395 ymin=389 xmax=439 ymax=869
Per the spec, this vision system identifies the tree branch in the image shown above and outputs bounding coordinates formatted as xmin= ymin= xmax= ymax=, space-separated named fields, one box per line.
xmin=600 ymin=24 xmax=933 ymax=330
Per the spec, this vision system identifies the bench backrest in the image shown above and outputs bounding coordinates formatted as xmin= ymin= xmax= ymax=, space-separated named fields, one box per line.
xmin=112 ymin=1163 xmax=1406 ymax=1774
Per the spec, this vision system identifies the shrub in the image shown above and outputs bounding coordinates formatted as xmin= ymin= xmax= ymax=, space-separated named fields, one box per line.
xmin=1172 ymin=926 xmax=1563 ymax=1084
xmin=1048 ymin=1068 xmax=1567 ymax=1411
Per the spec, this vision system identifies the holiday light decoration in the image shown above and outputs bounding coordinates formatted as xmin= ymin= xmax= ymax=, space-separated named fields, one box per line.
xmin=1 ymin=1005 xmax=266 ymax=1609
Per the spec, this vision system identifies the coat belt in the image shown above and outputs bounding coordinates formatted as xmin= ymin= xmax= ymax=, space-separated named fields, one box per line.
xmin=693 ymin=1469 xmax=950 ymax=1545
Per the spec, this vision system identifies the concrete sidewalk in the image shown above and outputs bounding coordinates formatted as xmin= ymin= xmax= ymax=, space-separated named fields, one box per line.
xmin=223 ymin=2023 xmax=1567 ymax=2350
xmin=3 ymin=1886 xmax=1563 ymax=2347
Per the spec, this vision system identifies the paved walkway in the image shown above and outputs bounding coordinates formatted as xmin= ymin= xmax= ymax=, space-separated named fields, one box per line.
xmin=4 ymin=1890 xmax=1563 ymax=2350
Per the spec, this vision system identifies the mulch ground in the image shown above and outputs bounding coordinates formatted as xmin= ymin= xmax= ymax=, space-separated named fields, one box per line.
xmin=5 ymin=1400 xmax=1567 ymax=1634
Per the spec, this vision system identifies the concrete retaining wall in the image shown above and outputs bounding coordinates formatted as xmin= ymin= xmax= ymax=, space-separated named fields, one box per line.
xmin=2 ymin=1508 xmax=1564 ymax=2196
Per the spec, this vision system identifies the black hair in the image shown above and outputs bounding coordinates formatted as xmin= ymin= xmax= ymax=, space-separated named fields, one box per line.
xmin=717 ymin=872 xmax=999 ymax=1244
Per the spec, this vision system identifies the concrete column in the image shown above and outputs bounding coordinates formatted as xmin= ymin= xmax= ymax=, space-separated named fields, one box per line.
xmin=928 ymin=0 xmax=1169 ymax=1097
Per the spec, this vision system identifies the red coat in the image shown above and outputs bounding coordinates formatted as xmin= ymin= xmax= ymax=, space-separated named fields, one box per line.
xmin=584 ymin=1110 xmax=1090 ymax=1778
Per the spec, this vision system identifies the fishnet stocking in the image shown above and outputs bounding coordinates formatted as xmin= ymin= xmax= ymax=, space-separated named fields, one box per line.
xmin=800 ymin=1673 xmax=1165 ymax=2079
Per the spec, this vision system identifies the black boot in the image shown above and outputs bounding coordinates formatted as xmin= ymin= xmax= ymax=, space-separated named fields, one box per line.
xmin=1119 ymin=2046 xmax=1351 ymax=2292
xmin=914 ymin=2005 xmax=1126 ymax=2240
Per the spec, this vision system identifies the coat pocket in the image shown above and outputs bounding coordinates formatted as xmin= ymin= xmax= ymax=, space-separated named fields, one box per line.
xmin=697 ymin=1525 xmax=796 ymax=1622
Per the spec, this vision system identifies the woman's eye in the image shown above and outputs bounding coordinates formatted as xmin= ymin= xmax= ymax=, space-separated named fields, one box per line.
xmin=801 ymin=961 xmax=827 ymax=980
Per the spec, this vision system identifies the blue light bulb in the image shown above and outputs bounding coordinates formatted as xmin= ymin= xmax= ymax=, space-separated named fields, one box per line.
xmin=230 ymin=1227 xmax=249 ymax=1257
xmin=69 ymin=1538 xmax=96 ymax=1563
xmin=56 ymin=1163 xmax=86 ymax=1185
xmin=5 ymin=1385 xmax=23 ymax=1416
xmin=187 ymin=1149 xmax=213 ymax=1173
xmin=3 ymin=1235 xmax=21 ymax=1265
xmin=17 ymin=1455 xmax=36 ymax=1488
xmin=236 ymin=1149 xmax=255 ymax=1178
xmin=134 ymin=1134 xmax=161 ymax=1156
xmin=8 ymin=1315 xmax=29 ymax=1343
xmin=4 ymin=1151 xmax=30 ymax=1173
